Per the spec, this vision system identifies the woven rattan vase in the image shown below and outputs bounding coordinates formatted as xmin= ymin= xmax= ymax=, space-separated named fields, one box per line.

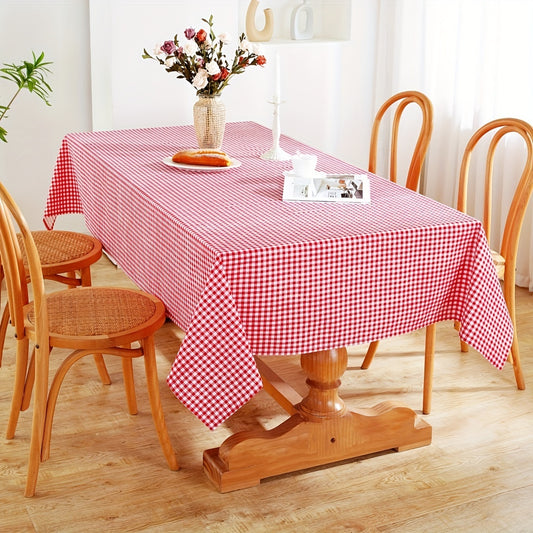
xmin=193 ymin=95 xmax=226 ymax=149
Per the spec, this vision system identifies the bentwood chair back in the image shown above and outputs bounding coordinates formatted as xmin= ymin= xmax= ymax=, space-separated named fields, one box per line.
xmin=368 ymin=90 xmax=434 ymax=191
xmin=0 ymin=228 xmax=110 ymax=439
xmin=362 ymin=118 xmax=533 ymax=414
xmin=0 ymin=182 xmax=179 ymax=497
xmin=454 ymin=118 xmax=533 ymax=391
xmin=361 ymin=91 xmax=434 ymax=395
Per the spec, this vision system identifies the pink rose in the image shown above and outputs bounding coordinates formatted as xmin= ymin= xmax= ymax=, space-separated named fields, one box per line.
xmin=160 ymin=40 xmax=176 ymax=55
xmin=184 ymin=27 xmax=195 ymax=40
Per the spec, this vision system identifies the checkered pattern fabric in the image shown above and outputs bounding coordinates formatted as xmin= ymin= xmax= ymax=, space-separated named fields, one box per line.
xmin=44 ymin=122 xmax=513 ymax=430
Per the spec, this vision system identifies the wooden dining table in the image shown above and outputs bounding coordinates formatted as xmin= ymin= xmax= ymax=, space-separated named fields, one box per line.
xmin=44 ymin=121 xmax=513 ymax=492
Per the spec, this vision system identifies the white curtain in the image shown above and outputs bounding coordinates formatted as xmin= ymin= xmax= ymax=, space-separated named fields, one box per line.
xmin=374 ymin=0 xmax=533 ymax=290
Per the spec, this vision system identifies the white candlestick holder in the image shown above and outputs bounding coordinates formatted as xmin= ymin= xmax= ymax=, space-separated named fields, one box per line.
xmin=261 ymin=97 xmax=291 ymax=161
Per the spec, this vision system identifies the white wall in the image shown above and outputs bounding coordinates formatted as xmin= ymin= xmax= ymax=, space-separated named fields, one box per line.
xmin=0 ymin=0 xmax=93 ymax=231
xmin=0 ymin=0 xmax=377 ymax=231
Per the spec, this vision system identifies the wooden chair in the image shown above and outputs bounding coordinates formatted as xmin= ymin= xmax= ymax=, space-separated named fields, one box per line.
xmin=368 ymin=90 xmax=434 ymax=191
xmin=454 ymin=118 xmax=533 ymax=391
xmin=362 ymin=118 xmax=533 ymax=413
xmin=0 ymin=182 xmax=179 ymax=497
xmin=362 ymin=91 xmax=434 ymax=406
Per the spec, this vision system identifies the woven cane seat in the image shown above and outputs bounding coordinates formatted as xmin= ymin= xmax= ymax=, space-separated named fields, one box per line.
xmin=25 ymin=286 xmax=165 ymax=347
xmin=18 ymin=230 xmax=102 ymax=276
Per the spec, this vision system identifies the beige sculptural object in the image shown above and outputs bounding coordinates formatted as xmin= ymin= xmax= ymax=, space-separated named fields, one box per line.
xmin=246 ymin=0 xmax=274 ymax=42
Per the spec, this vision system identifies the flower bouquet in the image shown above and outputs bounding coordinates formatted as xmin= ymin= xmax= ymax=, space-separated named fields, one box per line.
xmin=143 ymin=15 xmax=266 ymax=148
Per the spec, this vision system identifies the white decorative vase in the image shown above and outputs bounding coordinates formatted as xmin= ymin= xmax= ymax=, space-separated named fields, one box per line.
xmin=290 ymin=0 xmax=314 ymax=40
xmin=193 ymin=95 xmax=226 ymax=149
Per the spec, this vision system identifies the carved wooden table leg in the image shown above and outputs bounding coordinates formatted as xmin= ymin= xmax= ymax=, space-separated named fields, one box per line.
xmin=203 ymin=348 xmax=432 ymax=492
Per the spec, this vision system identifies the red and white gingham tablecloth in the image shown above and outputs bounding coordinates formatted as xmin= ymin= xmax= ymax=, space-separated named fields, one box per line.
xmin=44 ymin=122 xmax=513 ymax=430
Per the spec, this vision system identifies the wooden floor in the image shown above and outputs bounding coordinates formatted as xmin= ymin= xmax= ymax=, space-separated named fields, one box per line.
xmin=1 ymin=256 xmax=532 ymax=532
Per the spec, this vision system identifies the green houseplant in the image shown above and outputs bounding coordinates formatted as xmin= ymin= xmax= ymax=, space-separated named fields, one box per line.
xmin=0 ymin=51 xmax=52 ymax=142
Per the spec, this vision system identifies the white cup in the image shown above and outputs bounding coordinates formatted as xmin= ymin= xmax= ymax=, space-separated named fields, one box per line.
xmin=291 ymin=151 xmax=317 ymax=177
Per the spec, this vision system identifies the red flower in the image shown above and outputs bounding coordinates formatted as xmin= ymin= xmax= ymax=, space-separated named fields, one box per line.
xmin=212 ymin=67 xmax=229 ymax=81
xmin=196 ymin=29 xmax=207 ymax=43
xmin=256 ymin=55 xmax=267 ymax=66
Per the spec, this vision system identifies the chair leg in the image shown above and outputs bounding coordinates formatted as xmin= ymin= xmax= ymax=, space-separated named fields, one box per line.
xmin=0 ymin=302 xmax=10 ymax=367
xmin=94 ymin=354 xmax=112 ymax=385
xmin=423 ymin=323 xmax=436 ymax=415
xmin=142 ymin=336 xmax=179 ymax=471
xmin=80 ymin=266 xmax=92 ymax=287
xmin=361 ymin=340 xmax=379 ymax=369
xmin=24 ymin=345 xmax=50 ymax=498
xmin=6 ymin=337 xmax=29 ymax=439
xmin=122 ymin=357 xmax=138 ymax=415
xmin=454 ymin=320 xmax=469 ymax=352
xmin=510 ymin=333 xmax=525 ymax=390
xmin=41 ymin=349 xmax=90 ymax=462
xmin=21 ymin=347 xmax=36 ymax=411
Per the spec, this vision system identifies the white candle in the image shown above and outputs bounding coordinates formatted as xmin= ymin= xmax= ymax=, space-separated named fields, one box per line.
xmin=274 ymin=50 xmax=281 ymax=102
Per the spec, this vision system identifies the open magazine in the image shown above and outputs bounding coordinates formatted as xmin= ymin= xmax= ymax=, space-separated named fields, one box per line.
xmin=282 ymin=172 xmax=371 ymax=204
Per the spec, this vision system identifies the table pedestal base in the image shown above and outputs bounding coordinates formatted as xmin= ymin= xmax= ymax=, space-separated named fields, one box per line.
xmin=203 ymin=348 xmax=431 ymax=492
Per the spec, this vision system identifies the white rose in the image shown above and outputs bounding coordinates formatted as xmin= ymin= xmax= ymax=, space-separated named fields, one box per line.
xmin=206 ymin=60 xmax=221 ymax=76
xmin=153 ymin=43 xmax=164 ymax=56
xmin=218 ymin=32 xmax=232 ymax=45
xmin=192 ymin=68 xmax=209 ymax=90
xmin=164 ymin=57 xmax=176 ymax=68
xmin=239 ymin=38 xmax=251 ymax=52
xmin=205 ymin=35 xmax=213 ymax=50
xmin=252 ymin=43 xmax=263 ymax=55
xmin=183 ymin=40 xmax=198 ymax=56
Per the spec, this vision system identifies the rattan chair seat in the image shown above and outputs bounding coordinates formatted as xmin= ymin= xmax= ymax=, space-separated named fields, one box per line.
xmin=19 ymin=230 xmax=102 ymax=275
xmin=25 ymin=287 xmax=164 ymax=344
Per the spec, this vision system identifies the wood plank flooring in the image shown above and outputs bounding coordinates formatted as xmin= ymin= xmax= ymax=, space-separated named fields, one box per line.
xmin=1 ymin=256 xmax=532 ymax=532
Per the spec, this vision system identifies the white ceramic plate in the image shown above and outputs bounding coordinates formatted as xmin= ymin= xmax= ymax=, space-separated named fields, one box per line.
xmin=162 ymin=156 xmax=241 ymax=171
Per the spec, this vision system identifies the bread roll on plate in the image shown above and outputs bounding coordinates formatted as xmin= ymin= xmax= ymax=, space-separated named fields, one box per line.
xmin=172 ymin=149 xmax=232 ymax=167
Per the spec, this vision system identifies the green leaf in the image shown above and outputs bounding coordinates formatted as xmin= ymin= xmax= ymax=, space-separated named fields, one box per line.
xmin=0 ymin=51 xmax=53 ymax=136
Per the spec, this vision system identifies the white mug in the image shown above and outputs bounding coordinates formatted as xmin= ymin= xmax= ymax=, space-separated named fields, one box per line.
xmin=291 ymin=151 xmax=317 ymax=177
